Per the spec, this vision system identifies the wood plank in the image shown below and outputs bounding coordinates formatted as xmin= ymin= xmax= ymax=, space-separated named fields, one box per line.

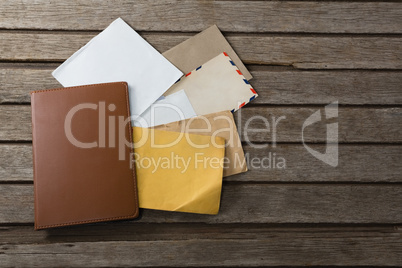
xmin=0 ymin=225 xmax=401 ymax=267
xmin=0 ymin=66 xmax=61 ymax=103
xmin=2 ymin=144 xmax=401 ymax=183
xmin=0 ymin=1 xmax=401 ymax=34
xmin=1 ymin=105 xmax=400 ymax=142
xmin=1 ymin=66 xmax=402 ymax=105
xmin=250 ymin=70 xmax=402 ymax=105
xmin=236 ymin=106 xmax=402 ymax=143
xmin=1 ymin=184 xmax=401 ymax=224
xmin=0 ymin=223 xmax=400 ymax=244
xmin=1 ymin=32 xmax=401 ymax=69
xmin=239 ymin=144 xmax=402 ymax=183
xmin=0 ymin=144 xmax=32 ymax=182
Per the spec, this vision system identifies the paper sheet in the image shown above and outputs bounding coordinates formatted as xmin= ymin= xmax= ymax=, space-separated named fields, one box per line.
xmin=52 ymin=17 xmax=183 ymax=118
xmin=163 ymin=25 xmax=252 ymax=80
xmin=165 ymin=52 xmax=258 ymax=115
xmin=133 ymin=127 xmax=225 ymax=214
xmin=134 ymin=90 xmax=196 ymax=127
xmin=153 ymin=111 xmax=247 ymax=177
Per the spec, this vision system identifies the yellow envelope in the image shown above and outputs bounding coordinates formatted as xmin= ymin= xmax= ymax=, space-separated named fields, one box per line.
xmin=132 ymin=127 xmax=225 ymax=215
xmin=152 ymin=111 xmax=247 ymax=177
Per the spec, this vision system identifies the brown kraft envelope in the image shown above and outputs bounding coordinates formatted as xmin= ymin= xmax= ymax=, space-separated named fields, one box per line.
xmin=153 ymin=110 xmax=247 ymax=177
xmin=163 ymin=25 xmax=252 ymax=81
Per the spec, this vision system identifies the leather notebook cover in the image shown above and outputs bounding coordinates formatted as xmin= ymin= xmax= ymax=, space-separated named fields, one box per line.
xmin=31 ymin=82 xmax=139 ymax=230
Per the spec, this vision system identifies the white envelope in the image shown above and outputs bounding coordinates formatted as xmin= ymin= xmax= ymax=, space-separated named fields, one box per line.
xmin=165 ymin=52 xmax=258 ymax=115
xmin=135 ymin=90 xmax=196 ymax=127
xmin=52 ymin=18 xmax=183 ymax=117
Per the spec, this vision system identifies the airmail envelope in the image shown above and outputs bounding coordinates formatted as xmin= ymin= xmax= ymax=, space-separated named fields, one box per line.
xmin=163 ymin=25 xmax=252 ymax=80
xmin=133 ymin=127 xmax=225 ymax=215
xmin=153 ymin=111 xmax=247 ymax=177
xmin=52 ymin=17 xmax=183 ymax=118
xmin=164 ymin=52 xmax=258 ymax=115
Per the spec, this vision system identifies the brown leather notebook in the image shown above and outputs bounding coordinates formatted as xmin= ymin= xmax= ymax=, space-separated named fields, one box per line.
xmin=31 ymin=82 xmax=139 ymax=230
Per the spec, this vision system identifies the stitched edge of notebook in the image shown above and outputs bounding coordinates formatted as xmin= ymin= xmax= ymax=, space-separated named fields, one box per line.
xmin=33 ymin=82 xmax=139 ymax=230
xmin=31 ymin=94 xmax=39 ymax=230
xmin=35 ymin=214 xmax=138 ymax=230
xmin=123 ymin=82 xmax=140 ymax=219
xmin=30 ymin=82 xmax=127 ymax=95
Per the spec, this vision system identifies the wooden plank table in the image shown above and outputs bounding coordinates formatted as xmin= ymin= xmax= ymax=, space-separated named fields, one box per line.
xmin=0 ymin=1 xmax=401 ymax=267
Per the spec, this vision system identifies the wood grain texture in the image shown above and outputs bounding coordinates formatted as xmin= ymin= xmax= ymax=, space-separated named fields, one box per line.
xmin=236 ymin=106 xmax=402 ymax=143
xmin=250 ymin=70 xmax=402 ymax=105
xmin=2 ymin=105 xmax=400 ymax=142
xmin=2 ymin=144 xmax=401 ymax=183
xmin=1 ymin=66 xmax=402 ymax=105
xmin=1 ymin=32 xmax=401 ymax=69
xmin=0 ymin=1 xmax=401 ymax=34
xmin=0 ymin=225 xmax=401 ymax=267
xmin=1 ymin=184 xmax=401 ymax=224
xmin=1 ymin=1 xmax=401 ymax=267
xmin=0 ymin=224 xmax=400 ymax=244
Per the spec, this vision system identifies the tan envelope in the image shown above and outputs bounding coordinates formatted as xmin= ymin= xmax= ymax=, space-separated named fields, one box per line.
xmin=152 ymin=111 xmax=247 ymax=177
xmin=163 ymin=25 xmax=252 ymax=80
xmin=133 ymin=127 xmax=225 ymax=215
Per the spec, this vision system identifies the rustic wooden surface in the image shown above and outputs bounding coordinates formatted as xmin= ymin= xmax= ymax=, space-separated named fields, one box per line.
xmin=0 ymin=1 xmax=401 ymax=267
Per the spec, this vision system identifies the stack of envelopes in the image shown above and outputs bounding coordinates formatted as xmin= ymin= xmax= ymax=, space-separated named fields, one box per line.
xmin=31 ymin=18 xmax=258 ymax=229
